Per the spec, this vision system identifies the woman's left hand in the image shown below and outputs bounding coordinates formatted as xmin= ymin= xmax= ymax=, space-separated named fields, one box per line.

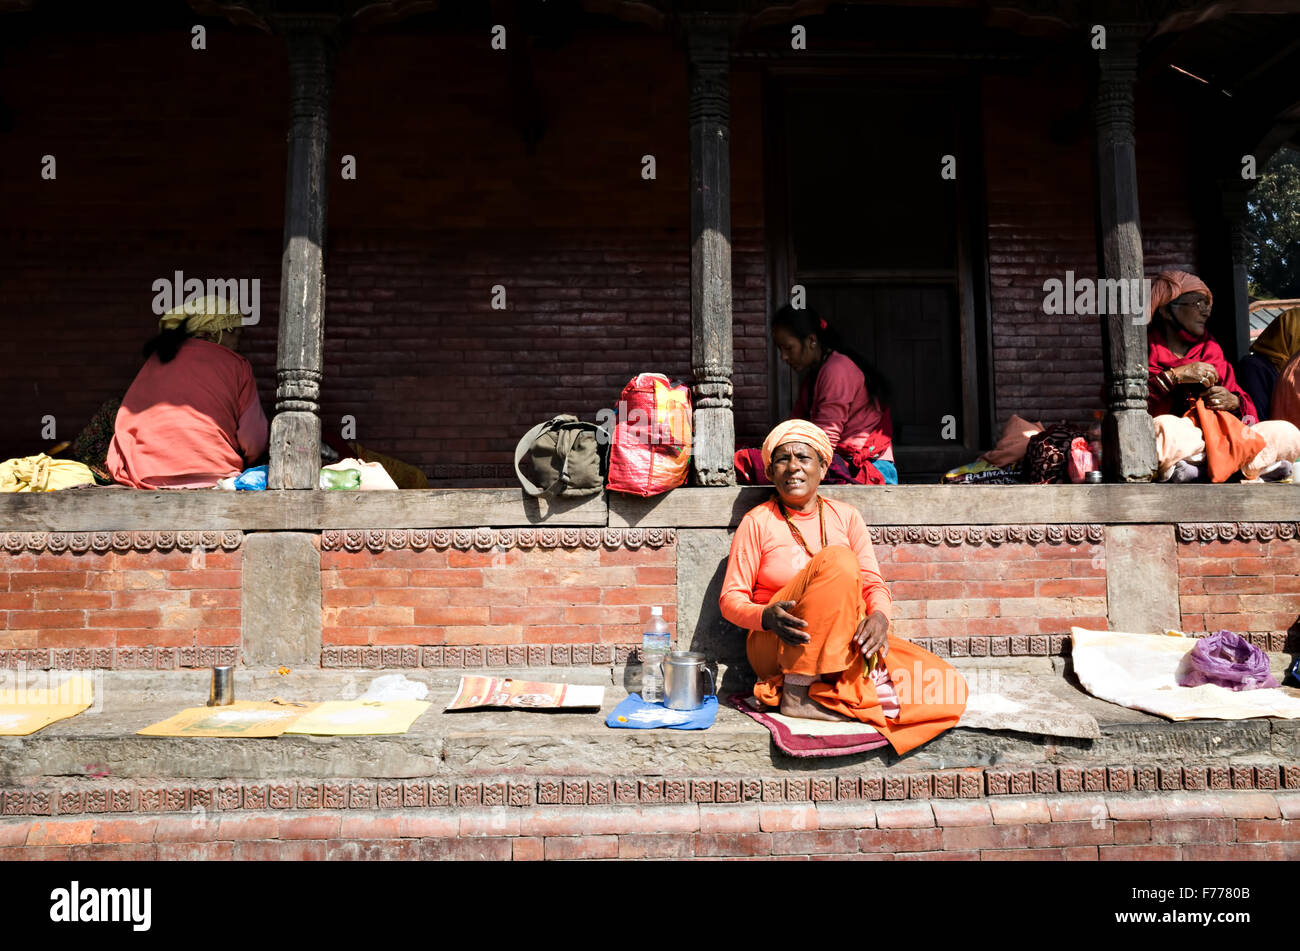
xmin=1203 ymin=386 xmax=1240 ymax=413
xmin=853 ymin=611 xmax=890 ymax=661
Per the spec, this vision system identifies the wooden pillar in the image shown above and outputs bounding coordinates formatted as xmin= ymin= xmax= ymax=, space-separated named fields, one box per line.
xmin=685 ymin=19 xmax=736 ymax=486
xmin=1093 ymin=25 xmax=1157 ymax=483
xmin=1220 ymin=184 xmax=1253 ymax=364
xmin=268 ymin=17 xmax=337 ymax=489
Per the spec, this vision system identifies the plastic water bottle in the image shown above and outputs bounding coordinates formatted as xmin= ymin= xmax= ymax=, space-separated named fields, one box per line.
xmin=641 ymin=606 xmax=671 ymax=703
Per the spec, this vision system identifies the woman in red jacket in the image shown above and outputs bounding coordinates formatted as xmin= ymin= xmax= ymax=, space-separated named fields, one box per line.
xmin=736 ymin=304 xmax=897 ymax=485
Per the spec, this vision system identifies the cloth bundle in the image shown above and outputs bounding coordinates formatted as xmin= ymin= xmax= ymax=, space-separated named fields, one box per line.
xmin=980 ymin=414 xmax=1044 ymax=468
xmin=1177 ymin=631 xmax=1279 ymax=691
xmin=321 ymin=459 xmax=398 ymax=490
xmin=1240 ymin=420 xmax=1300 ymax=481
xmin=0 ymin=454 xmax=95 ymax=493
xmin=1156 ymin=412 xmax=1300 ymax=482
xmin=1022 ymin=424 xmax=1085 ymax=484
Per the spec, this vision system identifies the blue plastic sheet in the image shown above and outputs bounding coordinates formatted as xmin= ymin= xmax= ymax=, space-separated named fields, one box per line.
xmin=605 ymin=693 xmax=716 ymax=730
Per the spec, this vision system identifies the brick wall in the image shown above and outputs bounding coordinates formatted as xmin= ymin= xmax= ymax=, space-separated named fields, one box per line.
xmin=0 ymin=547 xmax=241 ymax=661
xmin=0 ymin=28 xmax=769 ymax=477
xmin=983 ymin=65 xmax=1204 ymax=431
xmin=1 ymin=24 xmax=1217 ymax=479
xmin=2 ymin=789 xmax=1294 ymax=861
xmin=1178 ymin=537 xmax=1300 ymax=647
xmin=882 ymin=540 xmax=1108 ymax=649
xmin=321 ymin=542 xmax=676 ymax=648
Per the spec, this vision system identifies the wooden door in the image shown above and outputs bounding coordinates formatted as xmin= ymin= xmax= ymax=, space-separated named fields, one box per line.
xmin=767 ymin=77 xmax=990 ymax=478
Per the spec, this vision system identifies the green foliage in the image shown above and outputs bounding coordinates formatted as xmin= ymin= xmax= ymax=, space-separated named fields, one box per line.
xmin=1249 ymin=147 xmax=1300 ymax=300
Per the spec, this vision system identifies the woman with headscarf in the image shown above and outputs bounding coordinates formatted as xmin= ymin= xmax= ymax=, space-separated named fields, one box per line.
xmin=1147 ymin=271 xmax=1265 ymax=482
xmin=718 ymin=420 xmax=965 ymax=754
xmin=1236 ymin=308 xmax=1300 ymax=422
xmin=1147 ymin=270 xmax=1256 ymax=421
xmin=734 ymin=304 xmax=897 ymax=486
xmin=107 ymin=297 xmax=268 ymax=489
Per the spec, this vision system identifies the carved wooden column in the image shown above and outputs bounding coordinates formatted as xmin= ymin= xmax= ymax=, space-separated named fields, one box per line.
xmin=685 ymin=19 xmax=736 ymax=486
xmin=268 ymin=16 xmax=337 ymax=489
xmin=1093 ymin=25 xmax=1157 ymax=482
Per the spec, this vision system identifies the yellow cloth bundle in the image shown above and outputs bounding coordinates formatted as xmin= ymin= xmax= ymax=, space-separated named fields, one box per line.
xmin=0 ymin=454 xmax=95 ymax=493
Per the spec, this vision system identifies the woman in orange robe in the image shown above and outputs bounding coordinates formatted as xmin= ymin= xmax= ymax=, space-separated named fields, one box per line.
xmin=719 ymin=420 xmax=965 ymax=755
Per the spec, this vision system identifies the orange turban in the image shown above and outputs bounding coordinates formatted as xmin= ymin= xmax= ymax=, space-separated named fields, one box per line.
xmin=1148 ymin=270 xmax=1213 ymax=319
xmin=761 ymin=420 xmax=833 ymax=469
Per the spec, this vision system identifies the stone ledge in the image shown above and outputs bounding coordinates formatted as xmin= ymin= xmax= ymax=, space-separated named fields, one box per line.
xmin=611 ymin=485 xmax=1300 ymax=528
xmin=1 ymin=665 xmax=1298 ymax=783
xmin=4 ymin=485 xmax=1300 ymax=532
xmin=0 ymin=488 xmax=605 ymax=532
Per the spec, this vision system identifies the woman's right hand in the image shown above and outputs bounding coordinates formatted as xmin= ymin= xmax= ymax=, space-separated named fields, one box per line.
xmin=1173 ymin=362 xmax=1218 ymax=388
xmin=762 ymin=600 xmax=810 ymax=646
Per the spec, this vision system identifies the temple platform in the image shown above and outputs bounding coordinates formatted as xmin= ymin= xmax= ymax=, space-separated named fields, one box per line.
xmin=2 ymin=657 xmax=1298 ymax=860
xmin=2 ymin=483 xmax=1298 ymax=858
xmin=2 ymin=658 xmax=1298 ymax=783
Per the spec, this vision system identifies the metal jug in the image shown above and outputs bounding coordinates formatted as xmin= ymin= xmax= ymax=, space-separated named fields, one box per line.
xmin=662 ymin=651 xmax=715 ymax=711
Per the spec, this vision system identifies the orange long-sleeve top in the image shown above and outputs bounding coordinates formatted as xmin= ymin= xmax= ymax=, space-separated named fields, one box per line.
xmin=719 ymin=496 xmax=892 ymax=633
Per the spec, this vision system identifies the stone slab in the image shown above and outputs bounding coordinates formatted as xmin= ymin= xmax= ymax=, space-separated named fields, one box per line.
xmin=676 ymin=529 xmax=748 ymax=682
xmin=0 ymin=666 xmax=1289 ymax=782
xmin=241 ymin=532 xmax=322 ymax=667
xmin=1106 ymin=524 xmax=1180 ymax=634
xmin=609 ymin=484 xmax=1300 ymax=528
xmin=0 ymin=488 xmax=606 ymax=532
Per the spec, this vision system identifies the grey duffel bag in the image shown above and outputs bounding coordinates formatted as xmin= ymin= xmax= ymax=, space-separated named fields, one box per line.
xmin=513 ymin=414 xmax=608 ymax=499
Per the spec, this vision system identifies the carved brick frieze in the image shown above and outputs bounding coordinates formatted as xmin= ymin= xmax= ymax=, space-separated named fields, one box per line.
xmin=322 ymin=643 xmax=623 ymax=668
xmin=320 ymin=527 xmax=676 ymax=553
xmin=0 ymin=646 xmax=238 ymax=671
xmin=868 ymin=525 xmax=1103 ymax=546
xmin=1176 ymin=522 xmax=1300 ymax=543
xmin=9 ymin=762 xmax=1291 ymax=817
xmin=1 ymin=530 xmax=243 ymax=554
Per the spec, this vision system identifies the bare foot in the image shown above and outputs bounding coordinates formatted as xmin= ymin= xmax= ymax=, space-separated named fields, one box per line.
xmin=779 ymin=682 xmax=855 ymax=722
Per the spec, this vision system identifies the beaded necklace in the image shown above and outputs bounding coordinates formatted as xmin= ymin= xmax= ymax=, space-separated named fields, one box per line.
xmin=775 ymin=496 xmax=826 ymax=556
xmin=776 ymin=495 xmax=880 ymax=676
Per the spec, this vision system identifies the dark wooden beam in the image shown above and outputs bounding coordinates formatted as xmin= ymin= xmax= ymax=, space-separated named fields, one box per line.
xmin=1093 ymin=23 xmax=1157 ymax=483
xmin=1219 ymin=183 xmax=1252 ymax=364
xmin=489 ymin=0 xmax=548 ymax=153
xmin=684 ymin=16 xmax=739 ymax=486
xmin=268 ymin=15 xmax=338 ymax=489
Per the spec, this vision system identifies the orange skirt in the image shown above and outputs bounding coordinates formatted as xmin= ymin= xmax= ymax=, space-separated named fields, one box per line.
xmin=746 ymin=545 xmax=967 ymax=755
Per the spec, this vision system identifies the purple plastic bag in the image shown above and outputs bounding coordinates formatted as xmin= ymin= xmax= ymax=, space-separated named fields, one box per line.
xmin=1178 ymin=630 xmax=1279 ymax=691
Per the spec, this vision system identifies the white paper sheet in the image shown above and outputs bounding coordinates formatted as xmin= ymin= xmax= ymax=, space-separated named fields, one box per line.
xmin=1070 ymin=627 xmax=1300 ymax=721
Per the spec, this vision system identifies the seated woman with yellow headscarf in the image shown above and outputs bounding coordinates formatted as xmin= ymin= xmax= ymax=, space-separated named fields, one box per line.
xmin=107 ymin=297 xmax=268 ymax=489
xmin=718 ymin=420 xmax=966 ymax=755
xmin=1237 ymin=307 xmax=1300 ymax=422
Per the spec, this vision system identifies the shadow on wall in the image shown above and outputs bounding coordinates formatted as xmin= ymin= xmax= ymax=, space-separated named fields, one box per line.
xmin=621 ymin=535 xmax=753 ymax=698
xmin=672 ymin=531 xmax=753 ymax=697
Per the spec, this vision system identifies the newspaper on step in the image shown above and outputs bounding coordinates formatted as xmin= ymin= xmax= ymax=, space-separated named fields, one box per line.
xmin=446 ymin=675 xmax=604 ymax=711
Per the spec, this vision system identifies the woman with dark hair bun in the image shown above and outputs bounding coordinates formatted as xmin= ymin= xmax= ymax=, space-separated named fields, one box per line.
xmin=735 ymin=304 xmax=897 ymax=485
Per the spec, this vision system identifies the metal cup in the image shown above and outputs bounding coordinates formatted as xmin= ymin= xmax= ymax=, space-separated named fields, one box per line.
xmin=662 ymin=651 xmax=715 ymax=711
xmin=1085 ymin=470 xmax=1103 ymax=484
xmin=208 ymin=666 xmax=235 ymax=706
